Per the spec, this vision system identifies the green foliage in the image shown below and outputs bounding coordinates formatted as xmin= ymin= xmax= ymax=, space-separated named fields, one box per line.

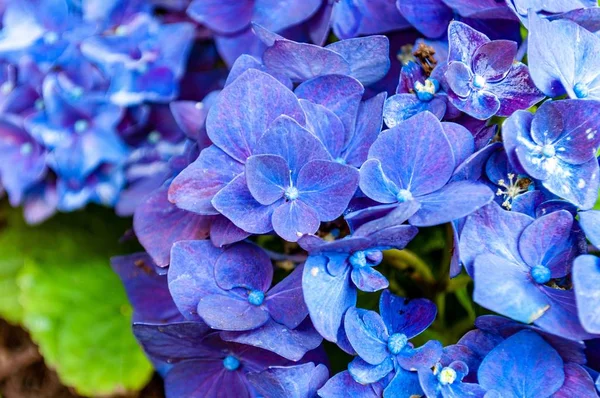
xmin=0 ymin=204 xmax=152 ymax=396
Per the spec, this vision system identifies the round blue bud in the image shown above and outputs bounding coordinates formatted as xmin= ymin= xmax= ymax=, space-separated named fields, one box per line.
xmin=43 ymin=31 xmax=59 ymax=45
xmin=74 ymin=119 xmax=89 ymax=134
xmin=574 ymin=83 xmax=589 ymax=99
xmin=387 ymin=333 xmax=408 ymax=355
xmin=20 ymin=142 xmax=33 ymax=155
xmin=366 ymin=250 xmax=383 ymax=266
xmin=148 ymin=130 xmax=162 ymax=144
xmin=223 ymin=355 xmax=240 ymax=371
xmin=531 ymin=265 xmax=551 ymax=284
xmin=349 ymin=251 xmax=367 ymax=269
xmin=396 ymin=189 xmax=413 ymax=203
xmin=541 ymin=144 xmax=555 ymax=158
xmin=248 ymin=290 xmax=265 ymax=306
xmin=284 ymin=186 xmax=299 ymax=201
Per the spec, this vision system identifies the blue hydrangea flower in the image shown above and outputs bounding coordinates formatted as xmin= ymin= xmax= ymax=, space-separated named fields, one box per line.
xmin=81 ymin=14 xmax=195 ymax=105
xmin=247 ymin=362 xmax=329 ymax=398
xmin=502 ymin=99 xmax=600 ymax=210
xmin=0 ymin=117 xmax=47 ymax=207
xmin=358 ymin=111 xmax=493 ymax=226
xmin=344 ymin=291 xmax=441 ymax=392
xmin=383 ymin=61 xmax=449 ymax=125
xmin=460 ymin=203 xmax=592 ymax=340
xmin=300 ymin=201 xmax=419 ymax=344
xmin=168 ymin=240 xmax=321 ymax=360
xmin=443 ymin=21 xmax=544 ymax=120
xmin=528 ymin=12 xmax=600 ymax=100
xmin=418 ymin=360 xmax=485 ymax=398
xmin=134 ymin=322 xmax=291 ymax=397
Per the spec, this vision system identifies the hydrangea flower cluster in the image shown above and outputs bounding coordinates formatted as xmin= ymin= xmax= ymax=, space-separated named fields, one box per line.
xmin=0 ymin=0 xmax=219 ymax=223
xmin=54 ymin=0 xmax=600 ymax=396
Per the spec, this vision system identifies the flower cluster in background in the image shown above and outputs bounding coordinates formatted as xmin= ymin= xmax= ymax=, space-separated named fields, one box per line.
xmin=3 ymin=0 xmax=600 ymax=397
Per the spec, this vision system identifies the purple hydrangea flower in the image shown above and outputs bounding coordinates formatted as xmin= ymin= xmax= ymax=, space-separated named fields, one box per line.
xmin=168 ymin=240 xmax=321 ymax=360
xmin=168 ymin=69 xmax=304 ymax=216
xmin=300 ymin=201 xmax=419 ymax=344
xmin=216 ymin=114 xmax=359 ymax=242
xmin=344 ymin=290 xmax=441 ymax=392
xmin=134 ymin=322 xmax=290 ymax=397
xmin=111 ymin=252 xmax=183 ymax=324
xmin=460 ymin=203 xmax=592 ymax=340
xmin=502 ymin=99 xmax=600 ymax=210
xmin=443 ymin=21 xmax=543 ymax=120
xmin=358 ymin=111 xmax=494 ymax=226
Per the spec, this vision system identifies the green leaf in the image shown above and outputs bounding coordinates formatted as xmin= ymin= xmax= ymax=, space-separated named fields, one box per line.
xmin=0 ymin=204 xmax=151 ymax=396
xmin=0 ymin=257 xmax=23 ymax=324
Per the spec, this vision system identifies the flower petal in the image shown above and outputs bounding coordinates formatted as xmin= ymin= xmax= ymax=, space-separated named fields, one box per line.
xmin=206 ymin=69 xmax=305 ymax=163
xmin=198 ymin=294 xmax=270 ymax=331
xmin=168 ymin=240 xmax=225 ymax=320
xmin=297 ymin=160 xmax=359 ymax=221
xmin=303 ymin=255 xmax=356 ymax=342
xmin=379 ymin=290 xmax=437 ymax=339
xmin=478 ymin=330 xmax=565 ymax=398
xmin=214 ymin=242 xmax=273 ymax=292
xmin=409 ymin=180 xmax=494 ymax=226
xmin=272 ymin=200 xmax=320 ymax=242
xmin=245 ymin=154 xmax=288 ymax=205
xmin=169 ymin=145 xmax=244 ymax=215
xmin=473 ymin=253 xmax=549 ymax=324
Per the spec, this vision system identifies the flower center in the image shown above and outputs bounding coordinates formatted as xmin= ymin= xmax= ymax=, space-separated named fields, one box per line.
xmin=349 ymin=251 xmax=367 ymax=268
xmin=0 ymin=81 xmax=14 ymax=94
xmin=438 ymin=367 xmax=457 ymax=385
xmin=284 ymin=186 xmax=299 ymax=201
xmin=148 ymin=130 xmax=161 ymax=144
xmin=574 ymin=83 xmax=589 ymax=99
xmin=223 ymin=355 xmax=240 ymax=371
xmin=541 ymin=144 xmax=556 ymax=158
xmin=74 ymin=119 xmax=89 ymax=134
xmin=43 ymin=31 xmax=59 ymax=45
xmin=496 ymin=173 xmax=532 ymax=210
xmin=387 ymin=333 xmax=408 ymax=355
xmin=472 ymin=75 xmax=486 ymax=89
xmin=335 ymin=157 xmax=346 ymax=165
xmin=247 ymin=290 xmax=265 ymax=306
xmin=530 ymin=264 xmax=551 ymax=284
xmin=414 ymin=78 xmax=439 ymax=102
xmin=20 ymin=142 xmax=33 ymax=155
xmin=396 ymin=189 xmax=413 ymax=203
